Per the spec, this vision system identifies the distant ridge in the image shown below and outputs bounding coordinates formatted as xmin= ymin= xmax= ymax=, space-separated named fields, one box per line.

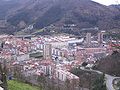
xmin=0 ymin=0 xmax=120 ymax=34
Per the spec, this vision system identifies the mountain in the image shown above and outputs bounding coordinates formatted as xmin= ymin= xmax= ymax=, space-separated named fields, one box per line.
xmin=0 ymin=0 xmax=120 ymax=34
xmin=0 ymin=0 xmax=31 ymax=34
xmin=0 ymin=0 xmax=28 ymax=19
xmin=110 ymin=4 xmax=120 ymax=9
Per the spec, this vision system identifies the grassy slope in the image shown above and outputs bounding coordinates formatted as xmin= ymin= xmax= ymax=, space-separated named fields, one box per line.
xmin=8 ymin=80 xmax=41 ymax=90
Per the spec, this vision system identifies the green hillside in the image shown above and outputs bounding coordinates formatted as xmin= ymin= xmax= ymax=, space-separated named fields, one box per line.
xmin=8 ymin=80 xmax=41 ymax=90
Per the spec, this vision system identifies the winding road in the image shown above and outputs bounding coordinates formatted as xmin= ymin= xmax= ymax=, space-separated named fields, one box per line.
xmin=80 ymin=67 xmax=120 ymax=90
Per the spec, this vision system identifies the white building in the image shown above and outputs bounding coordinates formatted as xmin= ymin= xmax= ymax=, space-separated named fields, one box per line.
xmin=17 ymin=54 xmax=29 ymax=61
xmin=41 ymin=65 xmax=52 ymax=75
xmin=55 ymin=69 xmax=79 ymax=82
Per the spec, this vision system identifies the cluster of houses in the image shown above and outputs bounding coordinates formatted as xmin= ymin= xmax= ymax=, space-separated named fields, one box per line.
xmin=0 ymin=34 xmax=114 ymax=85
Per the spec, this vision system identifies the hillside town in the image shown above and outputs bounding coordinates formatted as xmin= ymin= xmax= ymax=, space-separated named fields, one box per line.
xmin=0 ymin=0 xmax=120 ymax=90
xmin=0 ymin=31 xmax=119 ymax=90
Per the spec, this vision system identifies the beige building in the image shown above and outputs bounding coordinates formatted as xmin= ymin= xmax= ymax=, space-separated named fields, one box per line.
xmin=43 ymin=44 xmax=52 ymax=59
xmin=86 ymin=33 xmax=91 ymax=45
xmin=98 ymin=32 xmax=104 ymax=44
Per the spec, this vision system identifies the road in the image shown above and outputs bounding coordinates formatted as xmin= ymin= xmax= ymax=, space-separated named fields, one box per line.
xmin=80 ymin=67 xmax=120 ymax=90
xmin=105 ymin=75 xmax=115 ymax=90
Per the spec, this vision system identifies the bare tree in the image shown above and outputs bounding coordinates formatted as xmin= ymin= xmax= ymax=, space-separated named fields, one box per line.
xmin=37 ymin=75 xmax=47 ymax=90
xmin=0 ymin=59 xmax=8 ymax=90
xmin=65 ymin=79 xmax=71 ymax=90
xmin=13 ymin=65 xmax=22 ymax=81
xmin=79 ymin=76 xmax=84 ymax=90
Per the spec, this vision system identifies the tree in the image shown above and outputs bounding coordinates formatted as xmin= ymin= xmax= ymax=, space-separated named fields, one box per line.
xmin=71 ymin=78 xmax=77 ymax=90
xmin=92 ymin=74 xmax=106 ymax=90
xmin=116 ymin=81 xmax=120 ymax=90
xmin=65 ymin=79 xmax=71 ymax=90
xmin=13 ymin=65 xmax=23 ymax=81
xmin=112 ymin=50 xmax=119 ymax=55
xmin=79 ymin=76 xmax=84 ymax=90
xmin=81 ymin=62 xmax=88 ymax=67
xmin=37 ymin=75 xmax=46 ymax=90
xmin=109 ymin=32 xmax=120 ymax=50
xmin=50 ymin=77 xmax=55 ymax=90
xmin=0 ymin=59 xmax=8 ymax=90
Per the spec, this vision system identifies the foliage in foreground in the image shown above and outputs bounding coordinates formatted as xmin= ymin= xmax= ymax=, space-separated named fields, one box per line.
xmin=92 ymin=74 xmax=107 ymax=90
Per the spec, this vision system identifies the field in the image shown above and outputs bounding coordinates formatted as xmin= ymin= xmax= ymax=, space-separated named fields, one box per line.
xmin=8 ymin=80 xmax=41 ymax=90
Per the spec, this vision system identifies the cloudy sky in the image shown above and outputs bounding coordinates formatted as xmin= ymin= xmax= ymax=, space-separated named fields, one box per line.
xmin=92 ymin=0 xmax=120 ymax=5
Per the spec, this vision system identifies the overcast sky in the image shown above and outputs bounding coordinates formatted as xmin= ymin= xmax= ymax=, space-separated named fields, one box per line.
xmin=92 ymin=0 xmax=120 ymax=5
